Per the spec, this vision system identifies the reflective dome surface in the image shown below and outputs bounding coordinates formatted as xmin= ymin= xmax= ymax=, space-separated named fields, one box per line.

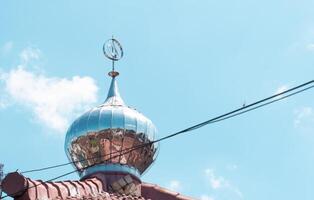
xmin=65 ymin=76 xmax=158 ymax=179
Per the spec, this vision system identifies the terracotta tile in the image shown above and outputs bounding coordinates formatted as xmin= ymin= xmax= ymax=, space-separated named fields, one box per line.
xmin=2 ymin=172 xmax=197 ymax=200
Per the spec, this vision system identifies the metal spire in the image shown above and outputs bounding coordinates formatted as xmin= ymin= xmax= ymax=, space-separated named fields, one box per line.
xmin=104 ymin=76 xmax=125 ymax=106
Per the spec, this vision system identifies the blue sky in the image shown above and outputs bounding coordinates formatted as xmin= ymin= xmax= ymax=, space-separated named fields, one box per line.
xmin=1 ymin=0 xmax=314 ymax=199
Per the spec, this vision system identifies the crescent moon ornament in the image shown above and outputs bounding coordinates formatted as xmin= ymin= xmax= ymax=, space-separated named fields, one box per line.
xmin=103 ymin=38 xmax=124 ymax=61
xmin=103 ymin=37 xmax=123 ymax=77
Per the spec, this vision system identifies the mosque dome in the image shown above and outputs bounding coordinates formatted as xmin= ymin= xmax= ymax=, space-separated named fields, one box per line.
xmin=64 ymin=72 xmax=158 ymax=180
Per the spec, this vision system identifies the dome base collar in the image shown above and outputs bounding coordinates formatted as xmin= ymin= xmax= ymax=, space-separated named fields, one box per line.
xmin=80 ymin=163 xmax=141 ymax=180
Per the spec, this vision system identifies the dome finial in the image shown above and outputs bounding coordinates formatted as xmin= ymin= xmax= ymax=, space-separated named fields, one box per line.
xmin=103 ymin=37 xmax=125 ymax=105
xmin=103 ymin=36 xmax=123 ymax=78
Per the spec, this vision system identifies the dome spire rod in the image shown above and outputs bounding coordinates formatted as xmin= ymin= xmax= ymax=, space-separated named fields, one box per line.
xmin=103 ymin=36 xmax=124 ymax=78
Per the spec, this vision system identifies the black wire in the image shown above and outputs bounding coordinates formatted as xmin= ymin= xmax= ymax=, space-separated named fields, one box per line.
xmin=2 ymin=81 xmax=314 ymax=199
xmin=154 ymin=80 xmax=314 ymax=141
xmin=210 ymin=84 xmax=314 ymax=123
xmin=1 ymin=142 xmax=152 ymax=199
xmin=21 ymin=80 xmax=314 ymax=174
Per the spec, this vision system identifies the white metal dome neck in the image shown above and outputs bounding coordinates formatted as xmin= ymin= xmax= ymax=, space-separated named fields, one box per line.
xmin=103 ymin=71 xmax=125 ymax=106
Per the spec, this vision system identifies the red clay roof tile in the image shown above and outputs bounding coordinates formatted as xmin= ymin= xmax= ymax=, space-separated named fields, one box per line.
xmin=1 ymin=172 xmax=196 ymax=200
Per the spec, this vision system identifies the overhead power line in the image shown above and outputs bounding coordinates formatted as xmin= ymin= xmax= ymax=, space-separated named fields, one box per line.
xmin=2 ymin=145 xmax=149 ymax=199
xmin=2 ymin=80 xmax=314 ymax=199
xmin=210 ymin=84 xmax=314 ymax=124
xmin=21 ymin=79 xmax=314 ymax=174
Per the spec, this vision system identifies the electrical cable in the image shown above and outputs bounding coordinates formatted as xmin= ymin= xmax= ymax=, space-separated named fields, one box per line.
xmin=2 ymin=80 xmax=314 ymax=198
xmin=1 ymin=143 xmax=152 ymax=199
xmin=20 ymin=80 xmax=314 ymax=174
xmin=210 ymin=84 xmax=314 ymax=123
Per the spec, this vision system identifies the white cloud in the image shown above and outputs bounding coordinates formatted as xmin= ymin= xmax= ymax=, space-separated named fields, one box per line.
xmin=294 ymin=107 xmax=314 ymax=129
xmin=205 ymin=169 xmax=226 ymax=189
xmin=0 ymin=69 xmax=11 ymax=109
xmin=200 ymin=195 xmax=214 ymax=200
xmin=168 ymin=180 xmax=181 ymax=191
xmin=273 ymin=85 xmax=289 ymax=101
xmin=1 ymin=41 xmax=13 ymax=55
xmin=275 ymin=85 xmax=288 ymax=95
xmin=205 ymin=168 xmax=243 ymax=199
xmin=20 ymin=47 xmax=41 ymax=64
xmin=0 ymin=47 xmax=98 ymax=134
xmin=306 ymin=43 xmax=314 ymax=51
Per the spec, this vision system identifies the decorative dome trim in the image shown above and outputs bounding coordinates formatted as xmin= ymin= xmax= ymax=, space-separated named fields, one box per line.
xmin=80 ymin=163 xmax=141 ymax=180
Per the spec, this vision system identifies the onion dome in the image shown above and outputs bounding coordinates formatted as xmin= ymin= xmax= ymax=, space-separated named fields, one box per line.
xmin=64 ymin=72 xmax=158 ymax=180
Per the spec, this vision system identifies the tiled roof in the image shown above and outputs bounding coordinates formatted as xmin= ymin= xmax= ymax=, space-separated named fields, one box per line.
xmin=141 ymin=183 xmax=193 ymax=200
xmin=1 ymin=172 xmax=195 ymax=200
